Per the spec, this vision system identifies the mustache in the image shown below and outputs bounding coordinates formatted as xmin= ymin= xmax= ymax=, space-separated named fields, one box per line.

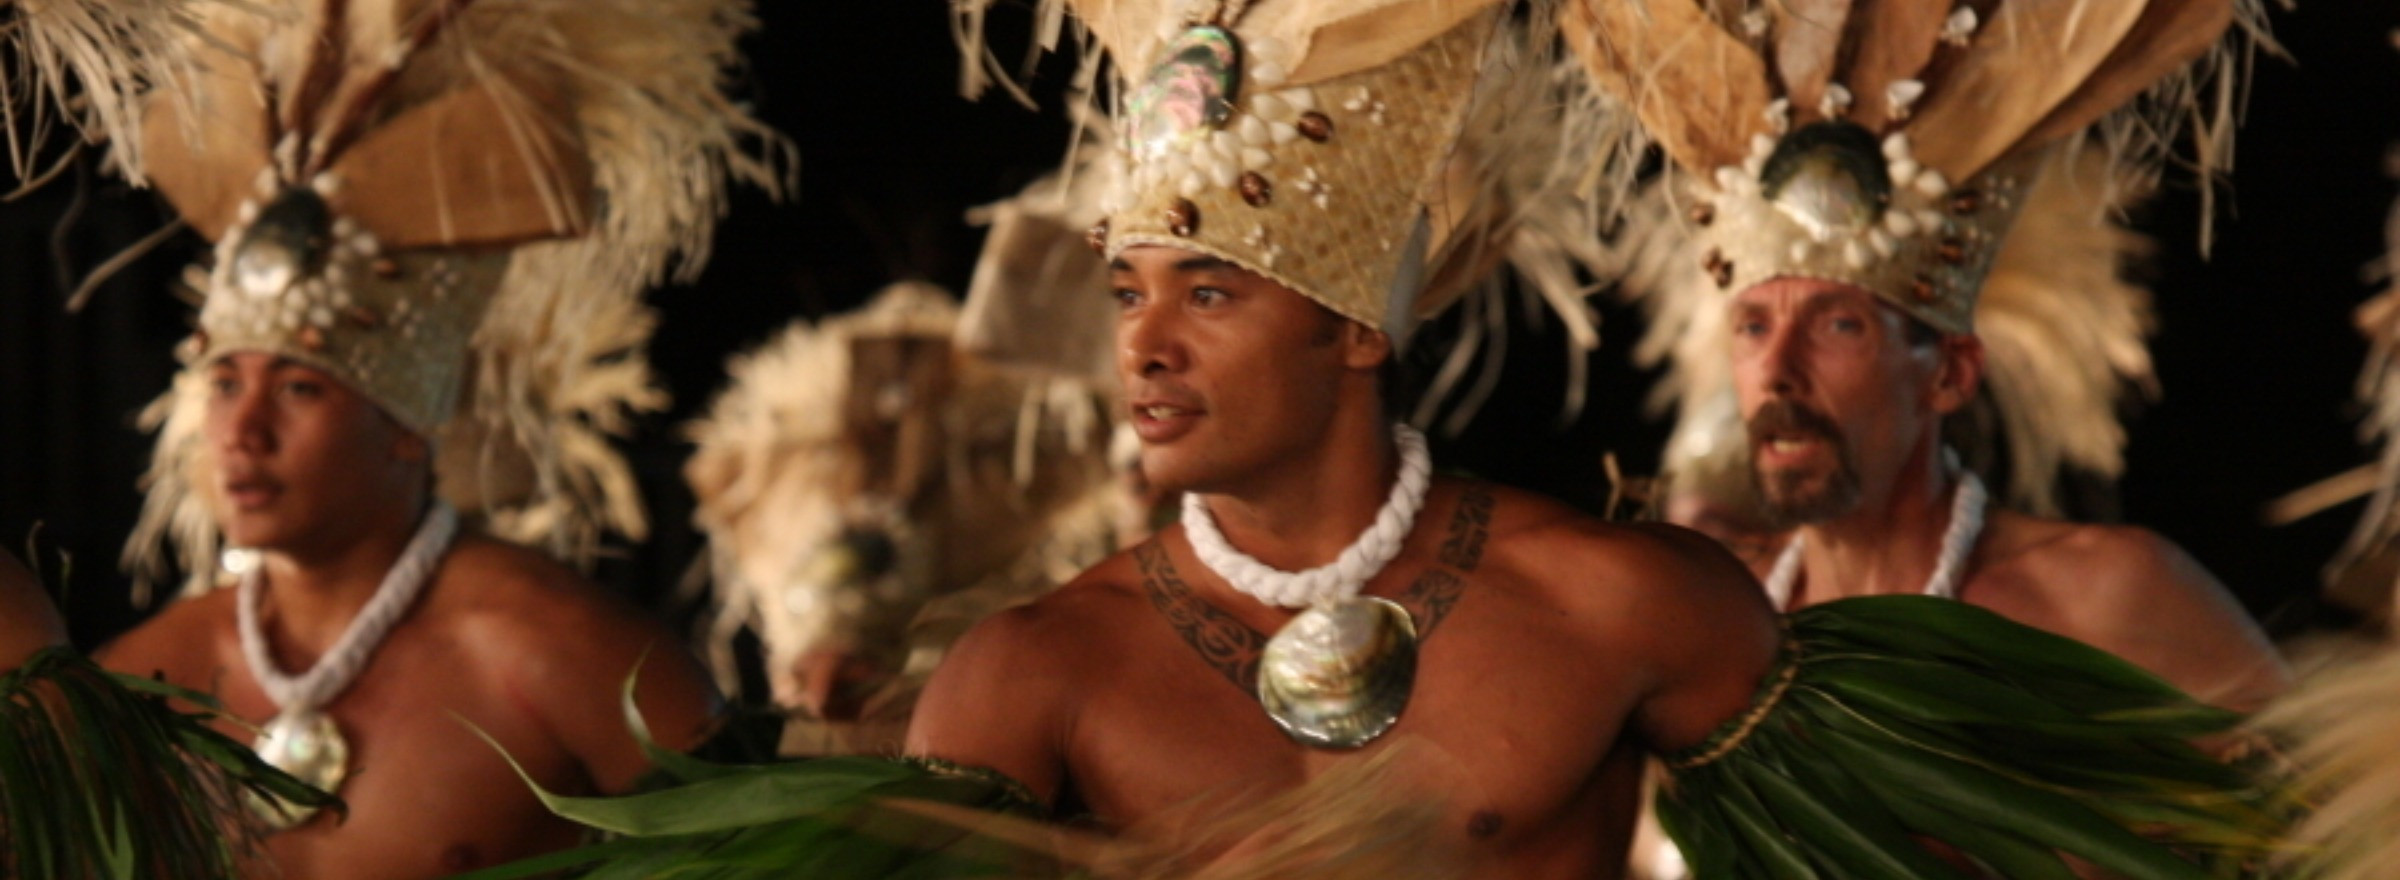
xmin=1746 ymin=399 xmax=1845 ymax=447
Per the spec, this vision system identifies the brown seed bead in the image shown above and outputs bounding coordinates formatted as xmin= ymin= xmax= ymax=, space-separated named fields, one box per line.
xmin=297 ymin=324 xmax=326 ymax=351
xmin=1949 ymin=190 xmax=1981 ymax=215
xmin=1911 ymin=275 xmax=1938 ymax=303
xmin=1936 ymin=239 xmax=1967 ymax=264
xmin=371 ymin=257 xmax=402 ymax=279
xmin=1689 ymin=203 xmax=1716 ymax=227
xmin=1239 ymin=171 xmax=1273 ymax=207
xmin=1086 ymin=218 xmax=1110 ymax=255
xmin=1703 ymin=248 xmax=1734 ymax=289
xmin=344 ymin=306 xmax=381 ymax=329
xmin=1297 ymin=111 xmax=1333 ymax=143
xmin=1167 ymin=199 xmax=1201 ymax=237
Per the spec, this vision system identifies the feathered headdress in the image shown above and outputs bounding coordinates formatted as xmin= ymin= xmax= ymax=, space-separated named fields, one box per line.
xmin=2305 ymin=145 xmax=2400 ymax=618
xmin=1571 ymin=0 xmax=2262 ymax=515
xmin=113 ymin=0 xmax=789 ymax=600
xmin=956 ymin=0 xmax=1637 ymax=430
xmin=1 ymin=0 xmax=201 ymax=185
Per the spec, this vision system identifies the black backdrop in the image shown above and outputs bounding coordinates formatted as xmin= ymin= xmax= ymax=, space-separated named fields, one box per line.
xmin=3 ymin=2 xmax=2396 ymax=649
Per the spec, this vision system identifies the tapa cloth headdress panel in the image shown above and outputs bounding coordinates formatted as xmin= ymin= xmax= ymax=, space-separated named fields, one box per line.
xmin=115 ymin=0 xmax=788 ymax=599
xmin=1566 ymin=0 xmax=2260 ymax=335
xmin=1087 ymin=0 xmax=1503 ymax=333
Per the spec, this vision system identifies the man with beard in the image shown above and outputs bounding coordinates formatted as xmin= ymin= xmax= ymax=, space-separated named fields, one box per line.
xmin=1565 ymin=0 xmax=2289 ymax=712
xmin=1729 ymin=274 xmax=2284 ymax=707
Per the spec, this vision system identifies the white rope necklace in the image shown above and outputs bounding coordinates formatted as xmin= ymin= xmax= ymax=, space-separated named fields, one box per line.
xmin=238 ymin=499 xmax=458 ymax=714
xmin=1182 ymin=423 xmax=1433 ymax=608
xmin=1762 ymin=470 xmax=1986 ymax=610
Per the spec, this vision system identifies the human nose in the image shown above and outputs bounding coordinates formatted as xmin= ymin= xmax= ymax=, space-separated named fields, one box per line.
xmin=1755 ymin=321 xmax=1807 ymax=399
xmin=209 ymin=380 xmax=276 ymax=456
xmin=1118 ymin=302 xmax=1188 ymax=379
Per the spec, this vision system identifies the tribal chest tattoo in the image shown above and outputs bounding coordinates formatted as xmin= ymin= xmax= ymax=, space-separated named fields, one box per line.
xmin=1140 ymin=483 xmax=1491 ymax=692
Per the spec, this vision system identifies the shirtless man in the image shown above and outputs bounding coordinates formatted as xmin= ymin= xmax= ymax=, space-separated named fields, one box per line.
xmin=908 ymin=245 xmax=1784 ymax=877
xmin=0 ymin=549 xmax=65 ymax=668
xmin=100 ymin=352 xmax=720 ymax=878
xmin=1730 ymin=276 xmax=2287 ymax=707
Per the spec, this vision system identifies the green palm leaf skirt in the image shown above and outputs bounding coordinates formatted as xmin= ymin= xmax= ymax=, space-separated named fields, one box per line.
xmin=0 ymin=647 xmax=341 ymax=879
xmin=1658 ymin=596 xmax=2294 ymax=879
xmin=462 ymin=595 xmax=2298 ymax=879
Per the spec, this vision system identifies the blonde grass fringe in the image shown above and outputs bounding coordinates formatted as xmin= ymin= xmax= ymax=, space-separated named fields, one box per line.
xmin=1 ymin=0 xmax=204 ymax=185
xmin=887 ymin=738 xmax=1468 ymax=880
xmin=120 ymin=0 xmax=795 ymax=602
xmin=2309 ymin=136 xmax=2400 ymax=618
xmin=684 ymin=285 xmax=1120 ymax=709
xmin=2253 ymin=642 xmax=2400 ymax=880
xmin=1409 ymin=9 xmax=1643 ymax=434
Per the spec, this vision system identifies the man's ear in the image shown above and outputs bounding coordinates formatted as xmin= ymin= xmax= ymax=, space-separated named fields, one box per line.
xmin=1927 ymin=334 xmax=1984 ymax=415
xmin=1340 ymin=320 xmax=1393 ymax=371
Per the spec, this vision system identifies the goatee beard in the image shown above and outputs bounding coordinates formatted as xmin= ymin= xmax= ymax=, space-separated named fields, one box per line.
xmin=1746 ymin=399 xmax=1862 ymax=529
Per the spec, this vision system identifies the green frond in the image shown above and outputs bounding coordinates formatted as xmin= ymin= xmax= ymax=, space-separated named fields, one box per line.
xmin=1661 ymin=596 xmax=2300 ymax=880
xmin=1 ymin=647 xmax=341 ymax=879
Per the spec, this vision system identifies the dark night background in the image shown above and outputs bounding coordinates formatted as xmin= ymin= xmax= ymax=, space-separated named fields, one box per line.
xmin=2 ymin=2 xmax=2397 ymax=651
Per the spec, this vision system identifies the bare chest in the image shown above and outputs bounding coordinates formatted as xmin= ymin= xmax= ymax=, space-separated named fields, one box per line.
xmin=1063 ymin=569 xmax=1645 ymax=869
xmin=189 ymin=633 xmax=592 ymax=878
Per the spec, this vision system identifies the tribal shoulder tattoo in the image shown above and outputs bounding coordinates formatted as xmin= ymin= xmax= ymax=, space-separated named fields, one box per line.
xmin=1136 ymin=542 xmax=1264 ymax=689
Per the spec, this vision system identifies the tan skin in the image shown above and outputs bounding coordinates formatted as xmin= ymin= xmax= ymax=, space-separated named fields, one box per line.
xmin=907 ymin=247 xmax=1781 ymax=878
xmin=0 ymin=549 xmax=66 ymax=670
xmin=98 ymin=353 xmax=722 ymax=879
xmin=1729 ymin=277 xmax=2287 ymax=710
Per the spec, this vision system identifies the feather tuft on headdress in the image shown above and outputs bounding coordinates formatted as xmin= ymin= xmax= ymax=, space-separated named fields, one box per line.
xmin=115 ymin=0 xmax=792 ymax=600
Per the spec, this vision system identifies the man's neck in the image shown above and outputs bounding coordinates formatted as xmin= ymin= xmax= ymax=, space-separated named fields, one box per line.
xmin=255 ymin=502 xmax=427 ymax=656
xmin=1796 ymin=445 xmax=1956 ymax=602
xmin=1193 ymin=414 xmax=1400 ymax=582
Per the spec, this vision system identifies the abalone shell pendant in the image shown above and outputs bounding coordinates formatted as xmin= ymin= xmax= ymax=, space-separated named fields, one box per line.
xmin=1257 ymin=596 xmax=1418 ymax=749
xmin=248 ymin=710 xmax=349 ymax=831
xmin=1124 ymin=25 xmax=1243 ymax=163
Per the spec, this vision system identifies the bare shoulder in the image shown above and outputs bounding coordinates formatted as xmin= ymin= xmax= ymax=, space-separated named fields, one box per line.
xmin=429 ymin=535 xmax=720 ymax=759
xmin=906 ymin=543 xmax=1143 ymax=803
xmin=927 ymin=546 xmax=1145 ymax=690
xmin=1977 ymin=513 xmax=2216 ymax=602
xmin=1466 ymin=480 xmax=1768 ymax=617
xmin=95 ymin=587 xmax=237 ymax=685
xmin=431 ymin=536 xmax=665 ymax=651
xmin=1974 ymin=512 xmax=2284 ymax=706
xmin=0 ymin=551 xmax=65 ymax=667
xmin=1455 ymin=481 xmax=1780 ymax=749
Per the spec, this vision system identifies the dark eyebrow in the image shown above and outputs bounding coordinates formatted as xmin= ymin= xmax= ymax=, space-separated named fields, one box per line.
xmin=1108 ymin=255 xmax=1238 ymax=274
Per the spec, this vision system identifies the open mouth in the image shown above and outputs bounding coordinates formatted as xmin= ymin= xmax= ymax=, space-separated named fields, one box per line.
xmin=1129 ymin=399 xmax=1205 ymax=442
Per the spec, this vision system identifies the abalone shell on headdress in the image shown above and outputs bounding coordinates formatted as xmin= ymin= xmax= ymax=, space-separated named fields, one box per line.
xmin=1760 ymin=121 xmax=1892 ymax=243
xmin=1124 ymin=26 xmax=1243 ymax=165
xmin=1257 ymin=596 xmax=1418 ymax=749
xmin=232 ymin=187 xmax=335 ymax=301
